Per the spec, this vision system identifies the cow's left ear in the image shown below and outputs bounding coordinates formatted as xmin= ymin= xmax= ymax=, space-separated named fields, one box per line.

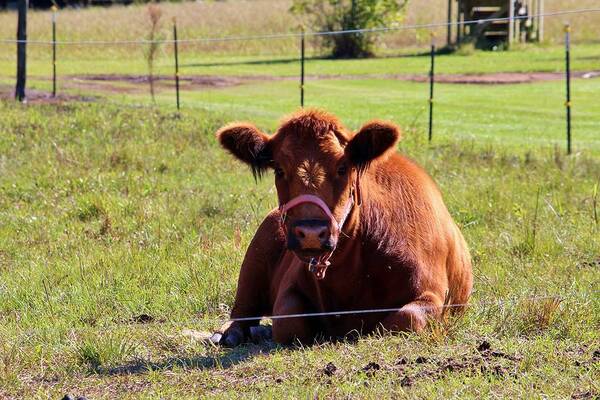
xmin=345 ymin=120 xmax=401 ymax=172
xmin=216 ymin=122 xmax=272 ymax=179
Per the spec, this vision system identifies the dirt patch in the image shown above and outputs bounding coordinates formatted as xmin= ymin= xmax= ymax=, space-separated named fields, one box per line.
xmin=322 ymin=362 xmax=337 ymax=377
xmin=62 ymin=74 xmax=248 ymax=94
xmin=396 ymin=341 xmax=523 ymax=387
xmin=79 ymin=74 xmax=246 ymax=87
xmin=405 ymin=70 xmax=600 ymax=84
xmin=0 ymin=84 xmax=95 ymax=104
xmin=2 ymin=70 xmax=599 ymax=103
xmin=66 ymin=70 xmax=600 ymax=88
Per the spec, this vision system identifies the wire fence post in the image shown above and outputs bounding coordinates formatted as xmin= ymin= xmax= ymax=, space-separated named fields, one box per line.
xmin=15 ymin=0 xmax=27 ymax=102
xmin=564 ymin=24 xmax=572 ymax=155
xmin=173 ymin=17 xmax=181 ymax=111
xmin=51 ymin=5 xmax=57 ymax=97
xmin=300 ymin=27 xmax=305 ymax=108
xmin=428 ymin=33 xmax=435 ymax=143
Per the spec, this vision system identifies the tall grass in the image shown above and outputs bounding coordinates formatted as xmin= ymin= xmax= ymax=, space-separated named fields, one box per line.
xmin=0 ymin=0 xmax=597 ymax=60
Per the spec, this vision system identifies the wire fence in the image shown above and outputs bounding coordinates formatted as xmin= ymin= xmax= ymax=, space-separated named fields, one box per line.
xmin=1 ymin=6 xmax=598 ymax=334
xmin=1 ymin=7 xmax=600 ymax=152
xmin=1 ymin=7 xmax=599 ymax=45
xmin=185 ymin=292 xmax=598 ymax=328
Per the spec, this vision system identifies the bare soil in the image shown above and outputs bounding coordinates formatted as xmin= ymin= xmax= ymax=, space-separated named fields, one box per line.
xmin=0 ymin=84 xmax=95 ymax=104
xmin=2 ymin=70 xmax=598 ymax=104
xmin=405 ymin=70 xmax=600 ymax=84
xmin=65 ymin=70 xmax=600 ymax=88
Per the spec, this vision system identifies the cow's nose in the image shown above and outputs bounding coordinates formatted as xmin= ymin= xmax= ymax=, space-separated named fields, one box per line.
xmin=293 ymin=225 xmax=329 ymax=250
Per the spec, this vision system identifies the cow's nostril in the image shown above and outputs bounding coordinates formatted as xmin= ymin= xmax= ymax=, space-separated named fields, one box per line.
xmin=293 ymin=223 xmax=329 ymax=247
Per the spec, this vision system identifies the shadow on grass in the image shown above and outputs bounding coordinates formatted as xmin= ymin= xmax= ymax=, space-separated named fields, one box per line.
xmin=181 ymin=48 xmax=456 ymax=69
xmin=96 ymin=342 xmax=279 ymax=376
xmin=182 ymin=56 xmax=325 ymax=68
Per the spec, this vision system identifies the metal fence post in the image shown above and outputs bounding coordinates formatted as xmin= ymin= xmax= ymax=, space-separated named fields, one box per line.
xmin=300 ymin=28 xmax=305 ymax=108
xmin=565 ymin=24 xmax=572 ymax=155
xmin=52 ymin=5 xmax=57 ymax=97
xmin=428 ymin=33 xmax=435 ymax=143
xmin=173 ymin=17 xmax=180 ymax=111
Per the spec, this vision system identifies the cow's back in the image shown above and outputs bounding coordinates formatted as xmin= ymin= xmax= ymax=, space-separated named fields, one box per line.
xmin=360 ymin=153 xmax=473 ymax=311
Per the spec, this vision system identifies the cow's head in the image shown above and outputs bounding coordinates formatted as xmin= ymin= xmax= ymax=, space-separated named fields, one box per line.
xmin=217 ymin=109 xmax=400 ymax=263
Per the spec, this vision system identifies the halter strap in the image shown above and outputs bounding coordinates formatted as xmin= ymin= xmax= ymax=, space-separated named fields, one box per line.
xmin=279 ymin=188 xmax=355 ymax=280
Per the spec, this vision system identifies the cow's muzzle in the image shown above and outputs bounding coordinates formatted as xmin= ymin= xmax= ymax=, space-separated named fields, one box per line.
xmin=287 ymin=219 xmax=335 ymax=255
xmin=279 ymin=193 xmax=354 ymax=280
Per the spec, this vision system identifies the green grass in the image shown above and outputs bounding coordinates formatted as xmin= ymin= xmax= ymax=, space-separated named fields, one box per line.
xmin=0 ymin=101 xmax=598 ymax=398
xmin=1 ymin=42 xmax=599 ymax=79
xmin=14 ymin=73 xmax=597 ymax=153
xmin=1 ymin=3 xmax=600 ymax=397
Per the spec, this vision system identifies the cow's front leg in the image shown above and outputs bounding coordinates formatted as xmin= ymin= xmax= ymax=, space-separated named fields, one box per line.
xmin=272 ymin=290 xmax=315 ymax=345
xmin=216 ymin=210 xmax=285 ymax=347
xmin=380 ymin=291 xmax=444 ymax=333
xmin=216 ymin=268 xmax=270 ymax=347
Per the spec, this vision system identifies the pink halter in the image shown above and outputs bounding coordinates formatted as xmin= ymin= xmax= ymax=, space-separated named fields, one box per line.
xmin=279 ymin=190 xmax=355 ymax=280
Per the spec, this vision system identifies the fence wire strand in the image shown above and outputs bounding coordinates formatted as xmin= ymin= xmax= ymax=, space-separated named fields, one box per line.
xmin=1 ymin=8 xmax=599 ymax=46
xmin=203 ymin=293 xmax=596 ymax=324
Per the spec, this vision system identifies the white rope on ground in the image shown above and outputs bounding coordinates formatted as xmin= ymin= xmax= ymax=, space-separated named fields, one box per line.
xmin=219 ymin=293 xmax=595 ymax=323
xmin=1 ymin=8 xmax=599 ymax=46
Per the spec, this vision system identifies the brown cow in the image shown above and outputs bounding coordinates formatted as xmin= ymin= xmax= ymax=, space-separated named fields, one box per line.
xmin=215 ymin=109 xmax=472 ymax=346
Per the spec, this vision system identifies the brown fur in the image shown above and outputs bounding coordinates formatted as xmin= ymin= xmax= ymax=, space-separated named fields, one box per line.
xmin=216 ymin=109 xmax=473 ymax=345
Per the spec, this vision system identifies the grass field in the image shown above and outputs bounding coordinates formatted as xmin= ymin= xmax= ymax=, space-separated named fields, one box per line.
xmin=4 ymin=71 xmax=600 ymax=153
xmin=0 ymin=0 xmax=599 ymax=397
xmin=1 ymin=1 xmax=599 ymax=155
xmin=1 ymin=41 xmax=600 ymax=79
xmin=1 ymin=0 xmax=600 ymax=80
xmin=1 ymin=0 xmax=599 ymax=54
xmin=0 ymin=99 xmax=599 ymax=398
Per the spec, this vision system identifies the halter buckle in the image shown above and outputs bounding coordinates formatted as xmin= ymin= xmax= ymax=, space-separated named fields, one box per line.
xmin=309 ymin=257 xmax=331 ymax=280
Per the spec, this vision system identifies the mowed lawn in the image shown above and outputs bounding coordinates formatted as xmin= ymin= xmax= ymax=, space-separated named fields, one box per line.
xmin=27 ymin=74 xmax=598 ymax=153
xmin=1 ymin=42 xmax=599 ymax=79
xmin=0 ymin=99 xmax=598 ymax=398
xmin=150 ymin=77 xmax=600 ymax=151
xmin=2 ymin=40 xmax=599 ymax=152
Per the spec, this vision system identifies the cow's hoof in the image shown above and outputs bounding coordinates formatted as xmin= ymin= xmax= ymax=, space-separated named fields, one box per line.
xmin=219 ymin=328 xmax=245 ymax=347
xmin=249 ymin=325 xmax=272 ymax=343
xmin=209 ymin=332 xmax=223 ymax=345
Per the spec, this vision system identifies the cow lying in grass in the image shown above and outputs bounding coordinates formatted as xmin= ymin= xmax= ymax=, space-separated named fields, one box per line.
xmin=215 ymin=109 xmax=472 ymax=346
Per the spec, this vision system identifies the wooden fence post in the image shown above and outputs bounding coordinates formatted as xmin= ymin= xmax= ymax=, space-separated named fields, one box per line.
xmin=15 ymin=0 xmax=28 ymax=102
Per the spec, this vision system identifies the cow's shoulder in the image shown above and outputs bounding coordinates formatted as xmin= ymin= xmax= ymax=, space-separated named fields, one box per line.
xmin=367 ymin=153 xmax=442 ymax=207
xmin=245 ymin=208 xmax=286 ymax=261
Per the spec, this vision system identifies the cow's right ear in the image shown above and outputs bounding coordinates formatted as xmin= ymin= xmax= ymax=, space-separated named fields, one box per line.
xmin=216 ymin=123 xmax=272 ymax=179
xmin=345 ymin=120 xmax=400 ymax=173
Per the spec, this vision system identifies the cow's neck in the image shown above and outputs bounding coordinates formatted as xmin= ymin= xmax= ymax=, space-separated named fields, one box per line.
xmin=332 ymin=202 xmax=362 ymax=257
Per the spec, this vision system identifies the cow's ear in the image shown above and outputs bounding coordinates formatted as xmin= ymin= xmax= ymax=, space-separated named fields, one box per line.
xmin=216 ymin=123 xmax=272 ymax=179
xmin=345 ymin=120 xmax=400 ymax=172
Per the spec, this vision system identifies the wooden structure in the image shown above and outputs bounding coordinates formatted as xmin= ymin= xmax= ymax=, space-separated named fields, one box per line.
xmin=447 ymin=0 xmax=545 ymax=49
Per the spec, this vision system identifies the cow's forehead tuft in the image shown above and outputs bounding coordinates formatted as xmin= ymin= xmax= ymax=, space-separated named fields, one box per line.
xmin=276 ymin=108 xmax=351 ymax=141
xmin=277 ymin=131 xmax=344 ymax=161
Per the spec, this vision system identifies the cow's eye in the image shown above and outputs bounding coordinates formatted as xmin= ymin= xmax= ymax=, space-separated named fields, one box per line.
xmin=337 ymin=164 xmax=348 ymax=176
xmin=274 ymin=166 xmax=285 ymax=179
